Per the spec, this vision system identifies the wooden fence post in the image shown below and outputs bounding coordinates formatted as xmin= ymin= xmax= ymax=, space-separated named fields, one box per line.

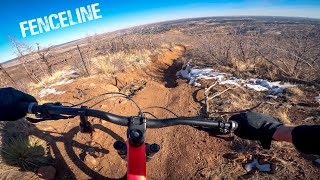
xmin=77 ymin=45 xmax=90 ymax=76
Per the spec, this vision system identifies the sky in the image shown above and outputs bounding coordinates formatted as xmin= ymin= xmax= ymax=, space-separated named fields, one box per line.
xmin=1 ymin=0 xmax=320 ymax=62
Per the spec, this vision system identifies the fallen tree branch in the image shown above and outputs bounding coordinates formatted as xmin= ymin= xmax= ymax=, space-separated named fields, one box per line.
xmin=210 ymin=102 xmax=264 ymax=115
xmin=114 ymin=76 xmax=126 ymax=90
xmin=205 ymin=81 xmax=218 ymax=95
xmin=128 ymin=81 xmax=147 ymax=97
xmin=207 ymin=86 xmax=236 ymax=101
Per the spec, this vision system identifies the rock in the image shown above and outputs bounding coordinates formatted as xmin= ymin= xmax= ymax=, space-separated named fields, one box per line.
xmin=239 ymin=169 xmax=257 ymax=179
xmin=85 ymin=155 xmax=98 ymax=166
xmin=209 ymin=175 xmax=219 ymax=180
xmin=223 ymin=152 xmax=240 ymax=160
xmin=199 ymin=168 xmax=211 ymax=178
xmin=37 ymin=166 xmax=56 ymax=180
xmin=7 ymin=171 xmax=39 ymax=180
xmin=104 ymin=84 xmax=119 ymax=92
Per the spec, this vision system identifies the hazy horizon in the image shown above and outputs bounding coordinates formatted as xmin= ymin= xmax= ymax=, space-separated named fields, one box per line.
xmin=2 ymin=15 xmax=320 ymax=64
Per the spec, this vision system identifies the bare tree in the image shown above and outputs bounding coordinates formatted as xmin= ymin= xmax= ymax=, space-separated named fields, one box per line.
xmin=36 ymin=43 xmax=53 ymax=76
xmin=190 ymin=33 xmax=232 ymax=67
xmin=253 ymin=25 xmax=320 ymax=82
xmin=8 ymin=35 xmax=40 ymax=83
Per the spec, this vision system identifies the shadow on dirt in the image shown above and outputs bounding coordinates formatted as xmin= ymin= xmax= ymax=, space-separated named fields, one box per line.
xmin=163 ymin=61 xmax=183 ymax=88
xmin=0 ymin=120 xmax=126 ymax=180
xmin=62 ymin=124 xmax=125 ymax=179
xmin=146 ymin=60 xmax=183 ymax=88
xmin=192 ymin=88 xmax=207 ymax=116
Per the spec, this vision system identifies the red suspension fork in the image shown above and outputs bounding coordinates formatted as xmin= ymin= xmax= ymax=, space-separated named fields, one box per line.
xmin=127 ymin=141 xmax=147 ymax=180
xmin=126 ymin=116 xmax=147 ymax=180
xmin=113 ymin=116 xmax=161 ymax=180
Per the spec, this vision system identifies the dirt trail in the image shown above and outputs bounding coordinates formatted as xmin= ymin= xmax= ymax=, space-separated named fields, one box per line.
xmin=33 ymin=45 xmax=233 ymax=179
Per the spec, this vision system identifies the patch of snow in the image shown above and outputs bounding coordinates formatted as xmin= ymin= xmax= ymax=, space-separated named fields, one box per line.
xmin=246 ymin=78 xmax=295 ymax=94
xmin=316 ymin=95 xmax=320 ymax=103
xmin=176 ymin=63 xmax=295 ymax=94
xmin=245 ymin=84 xmax=269 ymax=92
xmin=219 ymin=78 xmax=242 ymax=87
xmin=266 ymin=95 xmax=278 ymax=99
xmin=49 ymin=79 xmax=75 ymax=87
xmin=176 ymin=63 xmax=227 ymax=86
xmin=39 ymin=88 xmax=65 ymax=98
xmin=63 ymin=69 xmax=77 ymax=76
xmin=176 ymin=63 xmax=191 ymax=79
xmin=244 ymin=159 xmax=272 ymax=172
xmin=39 ymin=69 xmax=78 ymax=98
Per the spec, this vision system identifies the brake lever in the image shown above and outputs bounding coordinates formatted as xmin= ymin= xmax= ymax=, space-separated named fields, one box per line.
xmin=26 ymin=114 xmax=76 ymax=123
xmin=30 ymin=102 xmax=67 ymax=119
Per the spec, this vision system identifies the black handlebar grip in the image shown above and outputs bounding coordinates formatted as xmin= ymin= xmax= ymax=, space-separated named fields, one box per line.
xmin=19 ymin=102 xmax=38 ymax=114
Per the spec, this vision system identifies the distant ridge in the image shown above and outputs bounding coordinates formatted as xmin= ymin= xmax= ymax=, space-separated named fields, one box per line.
xmin=2 ymin=16 xmax=320 ymax=65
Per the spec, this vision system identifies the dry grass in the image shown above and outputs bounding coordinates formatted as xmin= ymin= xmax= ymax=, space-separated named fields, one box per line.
xmin=286 ymin=86 xmax=304 ymax=97
xmin=161 ymin=43 xmax=171 ymax=49
xmin=275 ymin=108 xmax=292 ymax=125
xmin=27 ymin=49 xmax=152 ymax=98
xmin=0 ymin=120 xmax=30 ymax=143
xmin=230 ymin=56 xmax=256 ymax=72
xmin=0 ymin=75 xmax=12 ymax=88
xmin=221 ymin=56 xmax=282 ymax=81
xmin=28 ymin=66 xmax=74 ymax=90
xmin=88 ymin=50 xmax=151 ymax=75
xmin=206 ymin=85 xmax=258 ymax=118
xmin=29 ymin=71 xmax=64 ymax=90
xmin=27 ymin=67 xmax=76 ymax=98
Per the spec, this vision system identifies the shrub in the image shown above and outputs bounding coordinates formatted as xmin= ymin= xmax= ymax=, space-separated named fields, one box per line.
xmin=0 ymin=135 xmax=50 ymax=170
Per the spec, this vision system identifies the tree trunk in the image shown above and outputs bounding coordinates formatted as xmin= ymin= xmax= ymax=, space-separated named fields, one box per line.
xmin=0 ymin=64 xmax=16 ymax=85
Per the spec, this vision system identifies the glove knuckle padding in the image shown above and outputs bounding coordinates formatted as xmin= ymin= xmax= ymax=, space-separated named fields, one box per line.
xmin=0 ymin=87 xmax=37 ymax=121
xmin=230 ymin=112 xmax=282 ymax=149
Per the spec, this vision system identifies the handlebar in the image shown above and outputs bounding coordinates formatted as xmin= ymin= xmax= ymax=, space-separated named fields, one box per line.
xmin=23 ymin=103 xmax=238 ymax=131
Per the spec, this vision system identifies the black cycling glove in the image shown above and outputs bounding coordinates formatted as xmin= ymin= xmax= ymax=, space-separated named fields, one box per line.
xmin=230 ymin=112 xmax=283 ymax=149
xmin=0 ymin=87 xmax=37 ymax=121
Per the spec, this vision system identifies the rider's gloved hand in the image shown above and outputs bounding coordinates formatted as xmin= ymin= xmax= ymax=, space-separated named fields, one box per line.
xmin=230 ymin=112 xmax=283 ymax=149
xmin=0 ymin=87 xmax=37 ymax=121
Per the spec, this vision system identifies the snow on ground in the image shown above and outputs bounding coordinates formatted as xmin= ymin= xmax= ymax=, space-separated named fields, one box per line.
xmin=39 ymin=88 xmax=65 ymax=98
xmin=62 ymin=69 xmax=78 ymax=76
xmin=176 ymin=63 xmax=295 ymax=94
xmin=39 ymin=69 xmax=78 ymax=98
xmin=244 ymin=159 xmax=272 ymax=172
xmin=49 ymin=79 xmax=75 ymax=87
xmin=316 ymin=95 xmax=320 ymax=103
xmin=176 ymin=63 xmax=227 ymax=87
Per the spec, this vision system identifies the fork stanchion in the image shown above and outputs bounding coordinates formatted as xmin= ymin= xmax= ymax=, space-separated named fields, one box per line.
xmin=114 ymin=141 xmax=127 ymax=160
xmin=146 ymin=143 xmax=160 ymax=161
